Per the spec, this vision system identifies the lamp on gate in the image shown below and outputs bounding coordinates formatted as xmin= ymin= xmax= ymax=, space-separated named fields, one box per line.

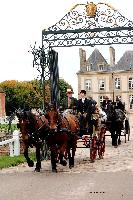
xmin=28 ymin=42 xmax=48 ymax=111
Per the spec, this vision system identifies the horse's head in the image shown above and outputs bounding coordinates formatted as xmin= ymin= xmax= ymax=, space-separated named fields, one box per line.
xmin=45 ymin=104 xmax=60 ymax=131
xmin=16 ymin=109 xmax=50 ymax=142
xmin=16 ymin=110 xmax=33 ymax=139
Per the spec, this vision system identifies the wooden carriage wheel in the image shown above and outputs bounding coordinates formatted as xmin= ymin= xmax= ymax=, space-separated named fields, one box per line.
xmin=97 ymin=126 xmax=106 ymax=159
xmin=90 ymin=135 xmax=97 ymax=162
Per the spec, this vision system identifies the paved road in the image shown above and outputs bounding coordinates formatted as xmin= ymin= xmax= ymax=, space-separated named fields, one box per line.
xmin=0 ymin=126 xmax=133 ymax=200
xmin=0 ymin=171 xmax=133 ymax=200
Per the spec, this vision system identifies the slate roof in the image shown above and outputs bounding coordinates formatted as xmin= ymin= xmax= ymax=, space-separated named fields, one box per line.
xmin=86 ymin=49 xmax=133 ymax=72
xmin=87 ymin=48 xmax=109 ymax=71
xmin=112 ymin=51 xmax=133 ymax=71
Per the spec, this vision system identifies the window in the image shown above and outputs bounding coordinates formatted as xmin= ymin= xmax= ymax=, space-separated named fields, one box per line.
xmin=86 ymin=63 xmax=92 ymax=71
xmin=86 ymin=65 xmax=90 ymax=71
xmin=115 ymin=78 xmax=120 ymax=89
xmin=99 ymin=96 xmax=104 ymax=106
xmin=129 ymin=77 xmax=133 ymax=89
xmin=85 ymin=79 xmax=91 ymax=91
xmin=99 ymin=64 xmax=104 ymax=71
xmin=129 ymin=95 xmax=133 ymax=109
xmin=99 ymin=79 xmax=105 ymax=90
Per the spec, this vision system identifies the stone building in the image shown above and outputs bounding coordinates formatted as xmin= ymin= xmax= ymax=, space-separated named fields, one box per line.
xmin=77 ymin=47 xmax=133 ymax=118
xmin=0 ymin=88 xmax=6 ymax=117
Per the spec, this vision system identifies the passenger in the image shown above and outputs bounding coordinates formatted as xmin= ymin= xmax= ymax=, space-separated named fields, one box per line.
xmin=113 ymin=97 xmax=125 ymax=112
xmin=60 ymin=88 xmax=77 ymax=114
xmin=101 ymin=96 xmax=112 ymax=113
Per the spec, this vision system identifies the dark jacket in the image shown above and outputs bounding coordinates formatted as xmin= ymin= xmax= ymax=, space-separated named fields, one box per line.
xmin=113 ymin=101 xmax=125 ymax=111
xmin=101 ymin=100 xmax=112 ymax=112
xmin=77 ymin=98 xmax=89 ymax=114
xmin=77 ymin=98 xmax=96 ymax=114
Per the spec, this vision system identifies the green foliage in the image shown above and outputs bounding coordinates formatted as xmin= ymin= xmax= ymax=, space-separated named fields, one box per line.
xmin=0 ymin=79 xmax=73 ymax=114
xmin=0 ymin=80 xmax=42 ymax=115
xmin=0 ymin=124 xmax=18 ymax=132
xmin=59 ymin=79 xmax=72 ymax=101
xmin=0 ymin=153 xmax=36 ymax=169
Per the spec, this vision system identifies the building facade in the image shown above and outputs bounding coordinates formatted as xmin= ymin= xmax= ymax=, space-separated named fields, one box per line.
xmin=77 ymin=47 xmax=133 ymax=120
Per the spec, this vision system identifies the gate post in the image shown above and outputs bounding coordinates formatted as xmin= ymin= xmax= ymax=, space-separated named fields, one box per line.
xmin=13 ymin=130 xmax=20 ymax=156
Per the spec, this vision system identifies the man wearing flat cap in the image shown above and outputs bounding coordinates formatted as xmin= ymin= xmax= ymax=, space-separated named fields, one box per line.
xmin=60 ymin=88 xmax=77 ymax=112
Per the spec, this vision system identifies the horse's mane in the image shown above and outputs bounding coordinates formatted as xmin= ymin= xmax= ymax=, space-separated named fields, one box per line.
xmin=25 ymin=111 xmax=37 ymax=133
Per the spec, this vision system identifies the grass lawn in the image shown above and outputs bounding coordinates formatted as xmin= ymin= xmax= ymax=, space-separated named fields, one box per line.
xmin=0 ymin=153 xmax=36 ymax=169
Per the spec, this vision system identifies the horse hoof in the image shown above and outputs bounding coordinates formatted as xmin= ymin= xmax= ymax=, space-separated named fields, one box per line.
xmin=69 ymin=165 xmax=74 ymax=169
xmin=28 ymin=160 xmax=34 ymax=167
xmin=34 ymin=168 xmax=40 ymax=172
xmin=118 ymin=140 xmax=121 ymax=145
xmin=60 ymin=160 xmax=67 ymax=166
xmin=90 ymin=160 xmax=95 ymax=163
xmin=52 ymin=169 xmax=57 ymax=173
xmin=99 ymin=155 xmax=103 ymax=159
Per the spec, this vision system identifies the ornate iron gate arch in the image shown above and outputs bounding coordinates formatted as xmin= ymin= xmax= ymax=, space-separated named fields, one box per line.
xmin=32 ymin=2 xmax=133 ymax=109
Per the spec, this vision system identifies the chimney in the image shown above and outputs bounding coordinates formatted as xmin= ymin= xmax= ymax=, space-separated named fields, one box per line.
xmin=79 ymin=48 xmax=87 ymax=71
xmin=109 ymin=46 xmax=115 ymax=66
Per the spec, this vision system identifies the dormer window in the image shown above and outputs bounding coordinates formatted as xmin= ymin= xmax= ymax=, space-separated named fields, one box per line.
xmin=98 ymin=64 xmax=104 ymax=71
xmin=86 ymin=63 xmax=92 ymax=71
xmin=86 ymin=65 xmax=90 ymax=71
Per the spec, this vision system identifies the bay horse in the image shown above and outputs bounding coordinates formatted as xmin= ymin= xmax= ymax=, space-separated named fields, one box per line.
xmin=16 ymin=110 xmax=50 ymax=172
xmin=45 ymin=104 xmax=80 ymax=172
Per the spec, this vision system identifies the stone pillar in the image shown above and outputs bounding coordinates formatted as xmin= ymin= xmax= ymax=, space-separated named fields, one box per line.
xmin=79 ymin=48 xmax=87 ymax=71
xmin=109 ymin=46 xmax=115 ymax=66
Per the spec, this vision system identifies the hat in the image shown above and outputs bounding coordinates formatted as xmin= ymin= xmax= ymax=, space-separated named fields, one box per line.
xmin=66 ymin=88 xmax=73 ymax=94
xmin=80 ymin=90 xmax=86 ymax=94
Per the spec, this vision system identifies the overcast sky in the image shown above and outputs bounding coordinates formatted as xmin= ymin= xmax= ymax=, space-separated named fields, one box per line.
xmin=0 ymin=0 xmax=133 ymax=97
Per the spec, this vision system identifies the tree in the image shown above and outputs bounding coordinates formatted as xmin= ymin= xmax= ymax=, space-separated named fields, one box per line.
xmin=0 ymin=79 xmax=72 ymax=115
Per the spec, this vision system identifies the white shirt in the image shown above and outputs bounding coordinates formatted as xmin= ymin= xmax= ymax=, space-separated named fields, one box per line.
xmin=82 ymin=98 xmax=85 ymax=103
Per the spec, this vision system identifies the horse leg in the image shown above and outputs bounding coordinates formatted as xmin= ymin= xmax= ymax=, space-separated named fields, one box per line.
xmin=23 ymin=142 xmax=34 ymax=167
xmin=51 ymin=150 xmax=57 ymax=173
xmin=117 ymin=130 xmax=121 ymax=145
xmin=59 ymin=154 xmax=67 ymax=166
xmin=35 ymin=143 xmax=41 ymax=172
xmin=68 ymin=147 xmax=73 ymax=169
xmin=117 ymin=123 xmax=122 ymax=145
xmin=71 ymin=148 xmax=75 ymax=168
xmin=68 ymin=138 xmax=76 ymax=169
xmin=58 ymin=143 xmax=67 ymax=166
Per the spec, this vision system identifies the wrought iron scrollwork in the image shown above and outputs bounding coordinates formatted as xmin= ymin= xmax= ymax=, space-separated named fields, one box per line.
xmin=42 ymin=2 xmax=133 ymax=47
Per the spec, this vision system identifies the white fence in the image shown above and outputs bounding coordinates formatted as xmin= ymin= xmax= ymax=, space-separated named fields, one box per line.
xmin=0 ymin=130 xmax=20 ymax=157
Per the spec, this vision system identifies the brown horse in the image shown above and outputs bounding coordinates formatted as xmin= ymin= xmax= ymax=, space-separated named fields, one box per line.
xmin=45 ymin=105 xmax=80 ymax=171
xmin=16 ymin=110 xmax=50 ymax=172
